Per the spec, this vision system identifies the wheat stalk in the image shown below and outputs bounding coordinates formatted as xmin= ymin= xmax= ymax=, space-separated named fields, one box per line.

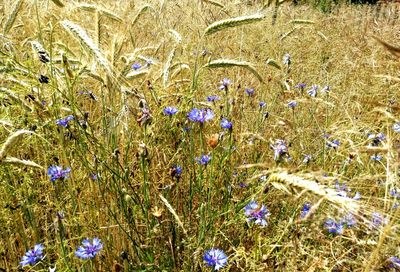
xmin=290 ymin=19 xmax=315 ymax=24
xmin=202 ymin=59 xmax=264 ymax=83
xmin=3 ymin=0 xmax=24 ymax=35
xmin=76 ymin=4 xmax=123 ymax=22
xmin=131 ymin=5 xmax=155 ymax=26
xmin=1 ymin=157 xmax=43 ymax=169
xmin=203 ymin=0 xmax=224 ymax=8
xmin=61 ymin=20 xmax=113 ymax=77
xmin=204 ymin=13 xmax=265 ymax=36
xmin=372 ymin=35 xmax=400 ymax=58
xmin=0 ymin=130 xmax=33 ymax=161
xmin=159 ymin=194 xmax=187 ymax=235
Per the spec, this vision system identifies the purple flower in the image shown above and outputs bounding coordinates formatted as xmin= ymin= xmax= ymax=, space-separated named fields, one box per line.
xmin=389 ymin=256 xmax=400 ymax=269
xmin=259 ymin=101 xmax=267 ymax=108
xmin=131 ymin=62 xmax=142 ymax=70
xmin=370 ymin=154 xmax=383 ymax=161
xmin=307 ymin=85 xmax=319 ymax=97
xmin=244 ymin=201 xmax=271 ymax=227
xmin=47 ymin=165 xmax=71 ymax=182
xmin=207 ymin=95 xmax=221 ymax=102
xmin=56 ymin=115 xmax=74 ymax=127
xmin=170 ymin=164 xmax=182 ymax=178
xmin=370 ymin=212 xmax=388 ymax=229
xmin=203 ymin=248 xmax=228 ymax=271
xmin=163 ymin=106 xmax=178 ymax=116
xmin=288 ymin=101 xmax=298 ymax=108
xmin=220 ymin=118 xmax=232 ymax=130
xmin=324 ymin=219 xmax=344 ymax=235
xmin=341 ymin=213 xmax=356 ymax=228
xmin=335 ymin=180 xmax=360 ymax=200
xmin=75 ymin=238 xmax=103 ymax=259
xmin=271 ymin=139 xmax=288 ymax=161
xmin=188 ymin=108 xmax=214 ymax=123
xmin=218 ymin=78 xmax=231 ymax=91
xmin=368 ymin=132 xmax=386 ymax=146
xmin=295 ymin=83 xmax=307 ymax=89
xmin=326 ymin=139 xmax=340 ymax=149
xmin=393 ymin=122 xmax=400 ymax=133
xmin=303 ymin=154 xmax=312 ymax=164
xmin=245 ymin=88 xmax=255 ymax=96
xmin=300 ymin=202 xmax=312 ymax=218
xmin=20 ymin=244 xmax=44 ymax=267
xmin=283 ymin=53 xmax=291 ymax=66
xmin=196 ymin=154 xmax=211 ymax=165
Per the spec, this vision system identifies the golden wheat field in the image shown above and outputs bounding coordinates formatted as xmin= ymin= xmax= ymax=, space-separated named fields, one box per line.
xmin=1 ymin=0 xmax=400 ymax=271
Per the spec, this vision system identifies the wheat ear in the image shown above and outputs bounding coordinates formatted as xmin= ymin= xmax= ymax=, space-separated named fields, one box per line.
xmin=163 ymin=47 xmax=177 ymax=87
xmin=0 ymin=130 xmax=34 ymax=161
xmin=204 ymin=13 xmax=265 ymax=36
xmin=3 ymin=0 xmax=24 ymax=34
xmin=0 ymin=87 xmax=32 ymax=112
xmin=50 ymin=0 xmax=64 ymax=7
xmin=202 ymin=59 xmax=263 ymax=83
xmin=61 ymin=20 xmax=113 ymax=76
xmin=131 ymin=5 xmax=155 ymax=26
xmin=1 ymin=157 xmax=43 ymax=169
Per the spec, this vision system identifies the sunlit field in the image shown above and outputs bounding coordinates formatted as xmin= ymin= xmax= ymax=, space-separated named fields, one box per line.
xmin=1 ymin=0 xmax=400 ymax=271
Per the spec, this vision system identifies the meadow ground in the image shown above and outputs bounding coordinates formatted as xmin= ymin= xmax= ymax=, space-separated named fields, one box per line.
xmin=1 ymin=0 xmax=400 ymax=271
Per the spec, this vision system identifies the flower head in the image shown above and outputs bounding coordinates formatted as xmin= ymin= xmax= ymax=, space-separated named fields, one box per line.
xmin=341 ymin=213 xmax=356 ymax=228
xmin=271 ymin=139 xmax=288 ymax=161
xmin=207 ymin=95 xmax=221 ymax=102
xmin=389 ymin=256 xmax=400 ymax=270
xmin=303 ymin=154 xmax=312 ymax=164
xmin=326 ymin=139 xmax=340 ymax=149
xmin=170 ymin=164 xmax=182 ymax=178
xmin=220 ymin=118 xmax=232 ymax=130
xmin=370 ymin=212 xmax=388 ymax=229
xmin=218 ymin=78 xmax=231 ymax=91
xmin=163 ymin=106 xmax=178 ymax=116
xmin=20 ymin=244 xmax=44 ymax=267
xmin=320 ymin=85 xmax=330 ymax=94
xmin=288 ymin=101 xmax=298 ymax=108
xmin=393 ymin=122 xmax=400 ymax=133
xmin=188 ymin=108 xmax=214 ymax=123
xmin=368 ymin=132 xmax=386 ymax=146
xmin=47 ymin=165 xmax=71 ymax=182
xmin=203 ymin=248 xmax=228 ymax=271
xmin=370 ymin=154 xmax=383 ymax=161
xmin=75 ymin=238 xmax=103 ymax=260
xmin=196 ymin=154 xmax=211 ymax=165
xmin=56 ymin=115 xmax=74 ymax=127
xmin=283 ymin=53 xmax=291 ymax=66
xmin=307 ymin=85 xmax=319 ymax=97
xmin=132 ymin=62 xmax=142 ymax=70
xmin=245 ymin=88 xmax=255 ymax=96
xmin=324 ymin=219 xmax=344 ymax=235
xmin=259 ymin=101 xmax=267 ymax=108
xmin=244 ymin=201 xmax=271 ymax=227
xmin=300 ymin=202 xmax=312 ymax=218
xmin=295 ymin=83 xmax=307 ymax=89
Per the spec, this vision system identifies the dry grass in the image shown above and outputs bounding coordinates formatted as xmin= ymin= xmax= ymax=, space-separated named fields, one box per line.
xmin=0 ymin=0 xmax=400 ymax=271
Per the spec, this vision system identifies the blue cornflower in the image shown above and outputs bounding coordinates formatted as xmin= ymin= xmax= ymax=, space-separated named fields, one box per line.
xmin=245 ymin=88 xmax=255 ymax=96
xmin=271 ymin=139 xmax=288 ymax=161
xmin=244 ymin=201 xmax=271 ymax=227
xmin=56 ymin=115 xmax=74 ymax=127
xmin=389 ymin=256 xmax=400 ymax=270
xmin=207 ymin=95 xmax=221 ymax=102
xmin=20 ymin=244 xmax=44 ymax=267
xmin=393 ymin=122 xmax=400 ymax=133
xmin=370 ymin=154 xmax=383 ymax=161
xmin=390 ymin=188 xmax=400 ymax=199
xmin=163 ymin=106 xmax=178 ymax=116
xmin=307 ymin=85 xmax=319 ymax=97
xmin=75 ymin=238 xmax=103 ymax=260
xmin=283 ymin=53 xmax=291 ymax=66
xmin=132 ymin=62 xmax=142 ymax=70
xmin=259 ymin=101 xmax=266 ymax=108
xmin=368 ymin=132 xmax=386 ymax=146
xmin=295 ymin=83 xmax=307 ymax=89
xmin=288 ymin=101 xmax=298 ymax=108
xmin=196 ymin=154 xmax=211 ymax=165
xmin=300 ymin=202 xmax=312 ymax=218
xmin=335 ymin=180 xmax=361 ymax=200
xmin=203 ymin=248 xmax=228 ymax=271
xmin=218 ymin=78 xmax=231 ymax=91
xmin=303 ymin=154 xmax=312 ymax=164
xmin=188 ymin=108 xmax=214 ymax=123
xmin=326 ymin=139 xmax=340 ymax=149
xmin=170 ymin=164 xmax=182 ymax=178
xmin=324 ymin=219 xmax=344 ymax=235
xmin=370 ymin=212 xmax=388 ymax=229
xmin=220 ymin=118 xmax=232 ymax=130
xmin=341 ymin=213 xmax=356 ymax=228
xmin=47 ymin=165 xmax=71 ymax=182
